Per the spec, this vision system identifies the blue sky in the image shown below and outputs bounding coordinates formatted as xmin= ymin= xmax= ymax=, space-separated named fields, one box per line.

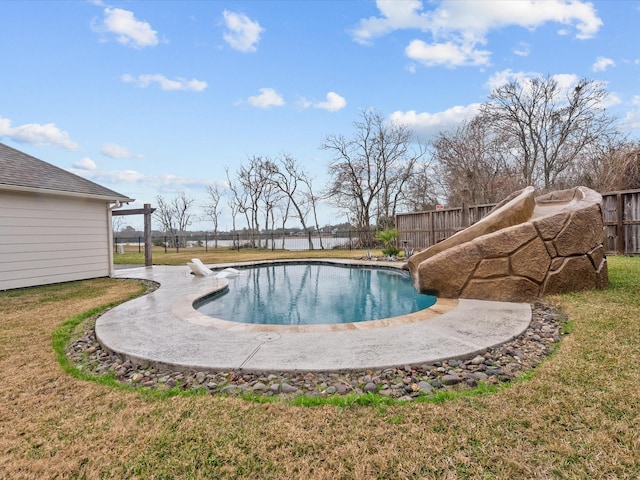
xmin=1 ymin=0 xmax=639 ymax=231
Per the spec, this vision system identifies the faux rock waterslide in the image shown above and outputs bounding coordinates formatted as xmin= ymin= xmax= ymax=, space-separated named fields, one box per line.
xmin=407 ymin=186 xmax=608 ymax=302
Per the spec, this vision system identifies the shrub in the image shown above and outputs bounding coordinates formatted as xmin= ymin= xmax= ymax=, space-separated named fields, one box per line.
xmin=376 ymin=228 xmax=399 ymax=257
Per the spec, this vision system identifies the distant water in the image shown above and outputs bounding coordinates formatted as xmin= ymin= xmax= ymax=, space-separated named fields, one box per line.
xmin=116 ymin=236 xmax=355 ymax=251
xmin=203 ymin=236 xmax=351 ymax=251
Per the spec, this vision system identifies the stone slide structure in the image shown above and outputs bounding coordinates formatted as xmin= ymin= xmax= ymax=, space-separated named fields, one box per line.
xmin=407 ymin=186 xmax=608 ymax=302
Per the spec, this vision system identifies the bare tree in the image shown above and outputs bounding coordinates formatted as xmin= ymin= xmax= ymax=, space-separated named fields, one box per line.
xmin=431 ymin=116 xmax=521 ymax=206
xmin=274 ymin=194 xmax=292 ymax=249
xmin=267 ymin=153 xmax=318 ymax=249
xmin=172 ymin=193 xmax=194 ymax=247
xmin=258 ymin=158 xmax=283 ymax=246
xmin=153 ymin=195 xmax=177 ymax=246
xmin=203 ymin=184 xmax=223 ymax=248
xmin=374 ymin=118 xmax=425 ymax=228
xmin=153 ymin=193 xmax=193 ymax=247
xmin=300 ymin=169 xmax=325 ymax=248
xmin=224 ymin=154 xmax=324 ymax=249
xmin=570 ymin=139 xmax=640 ymax=192
xmin=403 ymin=159 xmax=441 ymax=211
xmin=226 ymin=168 xmax=250 ymax=238
xmin=480 ymin=75 xmax=618 ymax=191
xmin=322 ymin=109 xmax=423 ymax=245
xmin=226 ymin=191 xmax=241 ymax=248
xmin=238 ymin=158 xmax=264 ymax=246
xmin=227 ymin=157 xmax=280 ymax=248
xmin=111 ymin=215 xmax=126 ymax=234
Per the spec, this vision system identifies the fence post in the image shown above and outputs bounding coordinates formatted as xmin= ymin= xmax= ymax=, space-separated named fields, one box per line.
xmin=461 ymin=201 xmax=469 ymax=228
xmin=616 ymin=193 xmax=624 ymax=255
xmin=164 ymin=236 xmax=167 ymax=253
xmin=429 ymin=212 xmax=435 ymax=247
xmin=138 ymin=236 xmax=141 ymax=253
xmin=175 ymin=236 xmax=179 ymax=253
xmin=205 ymin=233 xmax=208 ymax=253
xmin=236 ymin=233 xmax=240 ymax=251
xmin=308 ymin=231 xmax=312 ymax=251
xmin=348 ymin=230 xmax=352 ymax=250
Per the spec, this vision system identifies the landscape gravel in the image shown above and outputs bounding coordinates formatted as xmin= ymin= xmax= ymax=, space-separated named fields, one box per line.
xmin=67 ymin=300 xmax=565 ymax=400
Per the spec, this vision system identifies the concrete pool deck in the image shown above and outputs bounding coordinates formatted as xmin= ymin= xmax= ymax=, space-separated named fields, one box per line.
xmin=97 ymin=260 xmax=532 ymax=373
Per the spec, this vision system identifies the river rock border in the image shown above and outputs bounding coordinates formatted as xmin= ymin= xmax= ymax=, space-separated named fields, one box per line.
xmin=66 ymin=300 xmax=565 ymax=401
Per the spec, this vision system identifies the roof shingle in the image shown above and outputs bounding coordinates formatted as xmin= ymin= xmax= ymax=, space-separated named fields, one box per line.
xmin=0 ymin=143 xmax=133 ymax=202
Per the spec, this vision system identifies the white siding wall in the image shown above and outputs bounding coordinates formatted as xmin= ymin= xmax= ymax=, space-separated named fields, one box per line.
xmin=0 ymin=190 xmax=110 ymax=290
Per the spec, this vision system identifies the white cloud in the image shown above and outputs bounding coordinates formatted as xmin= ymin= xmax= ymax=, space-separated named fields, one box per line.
xmin=405 ymin=39 xmax=490 ymax=67
xmin=115 ymin=170 xmax=149 ymax=183
xmin=486 ymin=70 xmax=620 ymax=110
xmin=487 ymin=69 xmax=579 ymax=94
xmin=222 ymin=10 xmax=264 ymax=53
xmin=82 ymin=170 xmax=211 ymax=192
xmin=351 ymin=0 xmax=428 ymax=46
xmin=592 ymin=56 xmax=615 ymax=72
xmin=101 ymin=143 xmax=144 ymax=159
xmin=486 ymin=68 xmax=541 ymax=90
xmin=94 ymin=8 xmax=159 ymax=49
xmin=73 ymin=157 xmax=97 ymax=170
xmin=600 ymin=92 xmax=622 ymax=109
xmin=621 ymin=109 xmax=640 ymax=130
xmin=314 ymin=92 xmax=347 ymax=112
xmin=0 ymin=115 xmax=79 ymax=150
xmin=549 ymin=73 xmax=580 ymax=92
xmin=389 ymin=103 xmax=481 ymax=139
xmin=246 ymin=88 xmax=285 ymax=108
xmin=68 ymin=167 xmax=215 ymax=210
xmin=427 ymin=0 xmax=601 ymax=40
xmin=296 ymin=96 xmax=313 ymax=109
xmin=121 ymin=73 xmax=207 ymax=92
xmin=70 ymin=167 xmax=147 ymax=184
xmin=512 ymin=42 xmax=530 ymax=57
xmin=351 ymin=0 xmax=602 ymax=68
xmin=152 ymin=173 xmax=213 ymax=192
xmin=619 ymin=95 xmax=640 ymax=130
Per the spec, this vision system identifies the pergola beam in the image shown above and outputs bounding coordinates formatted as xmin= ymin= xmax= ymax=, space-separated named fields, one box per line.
xmin=113 ymin=204 xmax=155 ymax=266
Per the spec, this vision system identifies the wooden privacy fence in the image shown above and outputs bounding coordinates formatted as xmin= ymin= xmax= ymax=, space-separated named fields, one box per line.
xmin=602 ymin=189 xmax=640 ymax=255
xmin=395 ymin=204 xmax=496 ymax=249
xmin=396 ymin=189 xmax=640 ymax=256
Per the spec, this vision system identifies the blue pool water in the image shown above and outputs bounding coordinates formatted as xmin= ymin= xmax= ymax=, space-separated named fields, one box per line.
xmin=194 ymin=263 xmax=437 ymax=326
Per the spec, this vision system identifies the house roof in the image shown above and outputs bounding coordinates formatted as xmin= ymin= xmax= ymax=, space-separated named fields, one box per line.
xmin=0 ymin=143 xmax=134 ymax=202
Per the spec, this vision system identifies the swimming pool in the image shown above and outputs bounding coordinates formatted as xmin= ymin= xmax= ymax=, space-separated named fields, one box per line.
xmin=194 ymin=263 xmax=437 ymax=326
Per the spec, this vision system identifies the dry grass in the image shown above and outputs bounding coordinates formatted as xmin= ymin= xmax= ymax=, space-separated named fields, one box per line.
xmin=0 ymin=257 xmax=639 ymax=479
